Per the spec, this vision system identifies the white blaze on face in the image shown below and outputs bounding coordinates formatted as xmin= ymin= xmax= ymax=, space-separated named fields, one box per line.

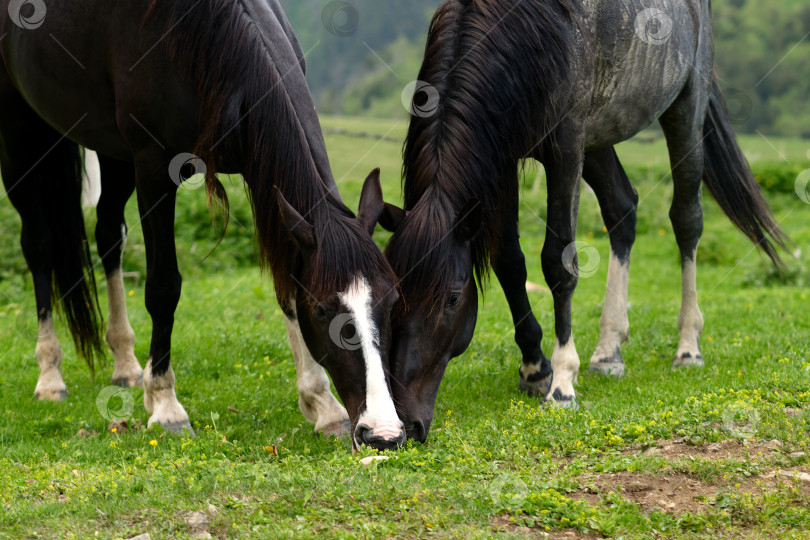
xmin=338 ymin=276 xmax=403 ymax=441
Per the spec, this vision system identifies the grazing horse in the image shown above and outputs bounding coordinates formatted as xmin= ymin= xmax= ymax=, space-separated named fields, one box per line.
xmin=380 ymin=0 xmax=789 ymax=442
xmin=0 ymin=0 xmax=405 ymax=449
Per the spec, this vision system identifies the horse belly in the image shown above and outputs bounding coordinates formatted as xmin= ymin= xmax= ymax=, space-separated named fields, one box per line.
xmin=582 ymin=0 xmax=699 ymax=150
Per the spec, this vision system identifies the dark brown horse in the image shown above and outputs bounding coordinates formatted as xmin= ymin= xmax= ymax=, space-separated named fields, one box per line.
xmin=1 ymin=0 xmax=405 ymax=449
xmin=381 ymin=0 xmax=790 ymax=442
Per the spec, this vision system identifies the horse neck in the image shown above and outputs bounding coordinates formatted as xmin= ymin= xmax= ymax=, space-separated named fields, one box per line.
xmin=403 ymin=0 xmax=576 ymax=213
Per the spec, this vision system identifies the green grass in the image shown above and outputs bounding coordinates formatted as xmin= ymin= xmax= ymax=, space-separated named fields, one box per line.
xmin=1 ymin=118 xmax=809 ymax=538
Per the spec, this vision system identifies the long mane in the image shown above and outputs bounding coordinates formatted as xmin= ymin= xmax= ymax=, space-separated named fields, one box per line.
xmin=151 ymin=0 xmax=392 ymax=304
xmin=387 ymin=0 xmax=576 ymax=317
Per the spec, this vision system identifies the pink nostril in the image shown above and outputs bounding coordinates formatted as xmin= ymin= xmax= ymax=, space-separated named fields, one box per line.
xmin=371 ymin=423 xmax=404 ymax=441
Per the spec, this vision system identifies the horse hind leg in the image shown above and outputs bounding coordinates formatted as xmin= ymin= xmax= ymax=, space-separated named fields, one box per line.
xmin=96 ymin=155 xmax=143 ymax=387
xmin=284 ymin=306 xmax=350 ymax=436
xmin=660 ymin=81 xmax=711 ymax=369
xmin=583 ymin=148 xmax=638 ymax=378
xmin=0 ymin=119 xmax=71 ymax=401
xmin=26 ymin=212 xmax=67 ymax=401
xmin=17 ymin=182 xmax=67 ymax=401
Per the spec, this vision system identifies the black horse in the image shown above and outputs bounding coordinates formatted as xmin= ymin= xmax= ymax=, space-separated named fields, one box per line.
xmin=381 ymin=0 xmax=790 ymax=442
xmin=1 ymin=0 xmax=405 ymax=449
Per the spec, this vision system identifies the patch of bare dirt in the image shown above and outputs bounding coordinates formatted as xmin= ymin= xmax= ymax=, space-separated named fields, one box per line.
xmin=569 ymin=468 xmax=810 ymax=515
xmin=622 ymin=438 xmax=783 ymax=461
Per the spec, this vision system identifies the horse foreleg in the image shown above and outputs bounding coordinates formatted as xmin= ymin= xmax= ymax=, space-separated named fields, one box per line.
xmin=582 ymin=148 xmax=638 ymax=378
xmin=97 ymin=156 xmax=143 ymax=388
xmin=135 ymin=153 xmax=192 ymax=434
xmin=284 ymin=307 xmax=350 ymax=436
xmin=540 ymin=135 xmax=585 ymax=408
xmin=490 ymin=184 xmax=552 ymax=398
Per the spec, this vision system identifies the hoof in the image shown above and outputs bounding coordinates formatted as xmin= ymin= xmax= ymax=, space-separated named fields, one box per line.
xmin=673 ymin=351 xmax=704 ymax=368
xmin=519 ymin=372 xmax=553 ymax=398
xmin=320 ymin=420 xmax=352 ymax=437
xmin=156 ymin=420 xmax=196 ymax=436
xmin=589 ymin=346 xmax=625 ymax=378
xmin=589 ymin=358 xmax=625 ymax=378
xmin=519 ymin=360 xmax=553 ymax=398
xmin=34 ymin=388 xmax=68 ymax=401
xmin=546 ymin=388 xmax=579 ymax=410
xmin=112 ymin=372 xmax=144 ymax=388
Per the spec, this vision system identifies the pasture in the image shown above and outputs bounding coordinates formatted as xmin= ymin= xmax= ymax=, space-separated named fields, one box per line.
xmin=1 ymin=117 xmax=809 ymax=538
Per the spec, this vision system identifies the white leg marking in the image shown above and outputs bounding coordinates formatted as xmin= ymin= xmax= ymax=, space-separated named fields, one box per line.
xmin=520 ymin=361 xmax=547 ymax=379
xmin=143 ymin=358 xmax=192 ymax=433
xmin=590 ymin=251 xmax=629 ymax=377
xmin=34 ymin=316 xmax=67 ymax=401
xmin=674 ymin=252 xmax=704 ymax=367
xmin=107 ymin=266 xmax=143 ymax=387
xmin=545 ymin=337 xmax=580 ymax=406
xmin=284 ymin=306 xmax=350 ymax=434
xmin=339 ymin=277 xmax=404 ymax=442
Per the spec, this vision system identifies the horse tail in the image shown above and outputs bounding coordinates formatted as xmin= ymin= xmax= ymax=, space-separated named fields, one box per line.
xmin=702 ymin=76 xmax=791 ymax=270
xmin=43 ymin=142 xmax=104 ymax=373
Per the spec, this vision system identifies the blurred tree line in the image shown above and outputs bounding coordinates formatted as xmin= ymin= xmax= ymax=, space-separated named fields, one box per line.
xmin=283 ymin=0 xmax=809 ymax=137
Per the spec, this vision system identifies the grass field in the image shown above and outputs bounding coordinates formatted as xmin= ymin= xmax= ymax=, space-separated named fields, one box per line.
xmin=1 ymin=117 xmax=809 ymax=538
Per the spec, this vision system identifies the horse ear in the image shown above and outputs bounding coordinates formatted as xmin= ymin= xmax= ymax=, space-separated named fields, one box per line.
xmin=357 ymin=168 xmax=384 ymax=235
xmin=275 ymin=187 xmax=316 ymax=251
xmin=379 ymin=202 xmax=406 ymax=232
xmin=454 ymin=199 xmax=483 ymax=244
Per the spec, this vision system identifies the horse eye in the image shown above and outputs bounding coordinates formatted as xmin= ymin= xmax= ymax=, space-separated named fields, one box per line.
xmin=446 ymin=293 xmax=460 ymax=308
xmin=314 ymin=305 xmax=328 ymax=319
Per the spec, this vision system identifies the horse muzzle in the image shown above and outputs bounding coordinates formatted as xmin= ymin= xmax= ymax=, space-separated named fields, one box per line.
xmin=354 ymin=422 xmax=406 ymax=450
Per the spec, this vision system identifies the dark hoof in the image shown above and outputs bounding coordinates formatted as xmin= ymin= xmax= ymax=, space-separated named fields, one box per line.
xmin=159 ymin=421 xmax=196 ymax=437
xmin=34 ymin=389 xmax=68 ymax=401
xmin=112 ymin=373 xmax=144 ymax=388
xmin=320 ymin=420 xmax=352 ymax=437
xmin=519 ymin=365 xmax=553 ymax=398
xmin=547 ymin=388 xmax=580 ymax=411
xmin=673 ymin=351 xmax=704 ymax=368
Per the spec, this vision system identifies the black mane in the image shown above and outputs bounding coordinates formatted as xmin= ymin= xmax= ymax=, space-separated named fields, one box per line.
xmin=152 ymin=0 xmax=392 ymax=304
xmin=387 ymin=0 xmax=576 ymax=317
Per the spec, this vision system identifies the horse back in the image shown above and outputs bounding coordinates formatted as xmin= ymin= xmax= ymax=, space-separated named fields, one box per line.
xmin=580 ymin=0 xmax=709 ymax=149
